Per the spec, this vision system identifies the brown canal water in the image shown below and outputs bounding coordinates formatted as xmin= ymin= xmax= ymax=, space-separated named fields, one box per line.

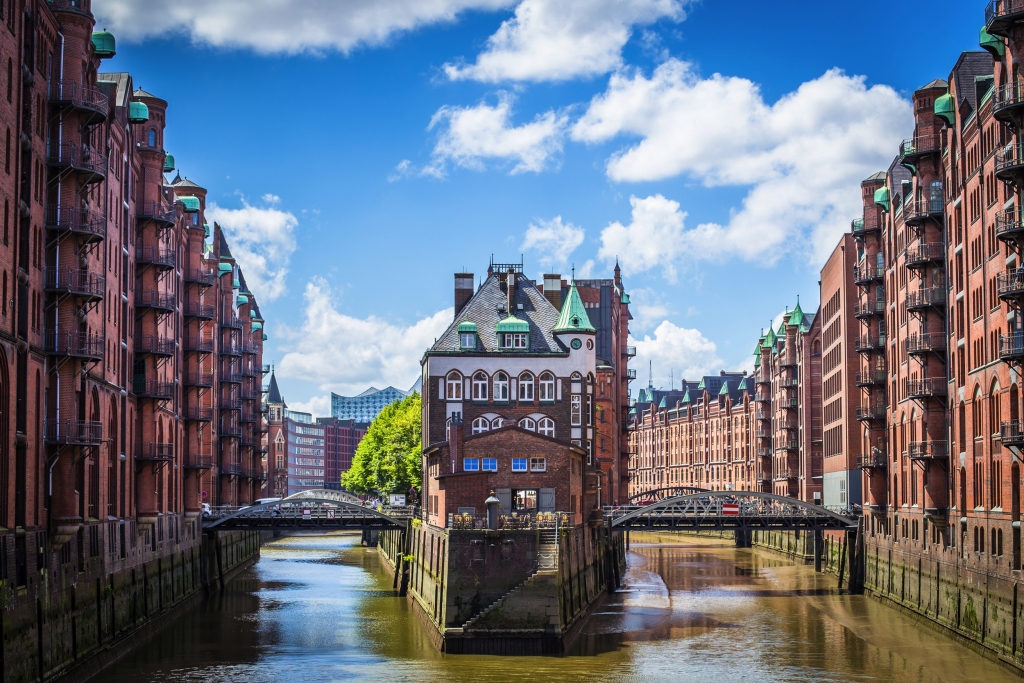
xmin=93 ymin=532 xmax=1022 ymax=683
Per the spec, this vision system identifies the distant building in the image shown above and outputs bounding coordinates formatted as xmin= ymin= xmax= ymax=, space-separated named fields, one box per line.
xmin=331 ymin=381 xmax=418 ymax=422
xmin=318 ymin=417 xmax=368 ymax=490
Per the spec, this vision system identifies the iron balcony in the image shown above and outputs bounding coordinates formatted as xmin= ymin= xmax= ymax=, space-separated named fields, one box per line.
xmin=856 ymin=404 xmax=887 ymax=421
xmin=46 ymin=142 xmax=106 ymax=183
xmin=47 ymin=79 xmax=107 ymax=124
xmin=855 ymin=370 xmax=886 ymax=386
xmin=624 ymin=345 xmax=637 ymax=358
xmin=775 ymin=441 xmax=799 ymax=452
xmin=241 ymin=410 xmax=259 ymax=423
xmin=44 ymin=419 xmax=102 ymax=445
xmin=44 ymin=331 xmax=103 ymax=361
xmin=183 ymin=373 xmax=214 ymax=388
xmin=241 ymin=365 xmax=259 ymax=378
xmin=986 ymin=0 xmax=1024 ymax=37
xmin=854 ymin=300 xmax=884 ymax=318
xmin=997 ymin=270 xmax=1024 ymax=302
xmin=1000 ymin=333 xmax=1024 ymax=362
xmin=851 ymin=212 xmax=881 ymax=236
xmin=997 ymin=84 xmax=1024 ymax=122
xmin=905 ymin=287 xmax=946 ymax=311
xmin=625 ymin=368 xmax=638 ymax=380
xmin=220 ymin=371 xmax=243 ymax=384
xmin=779 ymin=354 xmax=797 ymax=368
xmin=220 ymin=315 xmax=243 ymax=330
xmin=135 ymin=246 xmax=176 ymax=270
xmin=183 ymin=406 xmax=214 ymax=422
xmin=220 ymin=397 xmax=242 ymax=410
xmin=133 ymin=379 xmax=175 ymax=400
xmin=45 ymin=205 xmax=106 ymax=242
xmin=996 ymin=144 xmax=1024 ymax=182
xmin=184 ymin=336 xmax=214 ymax=353
xmin=902 ymin=198 xmax=944 ymax=225
xmin=855 ymin=335 xmax=885 ymax=352
xmin=240 ymin=342 xmax=260 ymax=355
xmin=135 ymin=335 xmax=175 ymax=357
xmin=898 ymin=135 xmax=941 ymax=171
xmin=755 ymin=430 xmax=772 ymax=439
xmin=1000 ymin=421 xmax=1024 ymax=448
xmin=908 ymin=441 xmax=949 ymax=462
xmin=905 ymin=243 xmax=945 ymax=268
xmin=136 ymin=200 xmax=177 ymax=225
xmin=184 ymin=302 xmax=215 ymax=320
xmin=905 ymin=378 xmax=947 ymax=400
xmin=240 ymin=386 xmax=260 ymax=400
xmin=137 ymin=443 xmax=174 ymax=462
xmin=136 ymin=290 xmax=175 ymax=313
xmin=44 ymin=267 xmax=104 ymax=301
xmin=857 ymin=452 xmax=888 ymax=469
xmin=905 ymin=332 xmax=946 ymax=356
xmin=995 ymin=210 xmax=1024 ymax=245
xmin=184 ymin=268 xmax=216 ymax=287
xmin=219 ymin=462 xmax=243 ymax=475
xmin=853 ymin=264 xmax=884 ymax=285
xmin=184 ymin=454 xmax=214 ymax=470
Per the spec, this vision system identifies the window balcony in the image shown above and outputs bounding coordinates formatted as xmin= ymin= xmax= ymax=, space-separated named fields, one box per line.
xmin=898 ymin=135 xmax=941 ymax=173
xmin=754 ymin=393 xmax=770 ymax=403
xmin=220 ymin=342 xmax=242 ymax=357
xmin=137 ymin=443 xmax=174 ymax=462
xmin=240 ymin=342 xmax=260 ymax=355
xmin=48 ymin=79 xmax=108 ymax=124
xmin=183 ymin=406 xmax=213 ymax=422
xmin=135 ymin=290 xmax=175 ymax=313
xmin=220 ymin=371 xmax=242 ymax=384
xmin=853 ymin=264 xmax=883 ymax=285
xmin=905 ymin=287 xmax=946 ymax=312
xmin=135 ymin=246 xmax=176 ymax=270
xmin=755 ymin=430 xmax=772 ymax=439
xmin=857 ymin=452 xmax=888 ymax=469
xmin=856 ymin=404 xmax=887 ymax=421
xmin=241 ymin=410 xmax=259 ymax=423
xmin=44 ymin=267 xmax=104 ymax=301
xmin=997 ymin=270 xmax=1024 ymax=302
xmin=1000 ymin=421 xmax=1024 ymax=448
xmin=853 ymin=300 xmax=884 ymax=318
xmin=779 ymin=354 xmax=797 ymax=368
xmin=44 ymin=330 xmax=103 ymax=361
xmin=183 ymin=336 xmax=214 ymax=354
xmin=45 ymin=205 xmax=106 ymax=242
xmin=908 ymin=441 xmax=948 ymax=462
xmin=625 ymin=368 xmax=638 ymax=381
xmin=905 ymin=242 xmax=945 ymax=269
xmin=183 ymin=372 xmax=214 ymax=388
xmin=855 ymin=335 xmax=885 ymax=352
xmin=995 ymin=144 xmax=1024 ymax=182
xmin=995 ymin=210 xmax=1024 ymax=245
xmin=133 ymin=379 xmax=175 ymax=400
xmin=220 ymin=315 xmax=242 ymax=329
xmin=184 ymin=268 xmax=216 ymax=287
xmin=240 ymin=386 xmax=260 ymax=400
xmin=999 ymin=333 xmax=1024 ymax=363
xmin=184 ymin=454 xmax=214 ymax=470
xmin=855 ymin=370 xmax=886 ymax=386
xmin=905 ymin=332 xmax=946 ymax=356
xmin=851 ymin=212 xmax=881 ymax=236
xmin=220 ymin=423 xmax=242 ymax=439
xmin=624 ymin=345 xmax=636 ymax=358
xmin=136 ymin=200 xmax=177 ymax=226
xmin=184 ymin=302 xmax=215 ymax=320
xmin=47 ymin=142 xmax=106 ymax=183
xmin=220 ymin=397 xmax=242 ymax=410
xmin=774 ymin=441 xmax=798 ymax=452
xmin=987 ymin=1 xmax=1024 ymax=39
xmin=219 ymin=462 xmax=242 ymax=475
xmin=241 ymin=365 xmax=259 ymax=378
xmin=44 ymin=419 xmax=102 ymax=445
xmin=135 ymin=335 xmax=175 ymax=357
xmin=905 ymin=377 xmax=947 ymax=400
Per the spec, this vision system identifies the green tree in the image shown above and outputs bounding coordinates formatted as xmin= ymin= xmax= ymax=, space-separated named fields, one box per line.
xmin=342 ymin=392 xmax=422 ymax=496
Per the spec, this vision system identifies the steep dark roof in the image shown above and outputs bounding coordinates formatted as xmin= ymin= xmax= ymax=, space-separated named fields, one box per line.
xmin=217 ymin=228 xmax=233 ymax=259
xmin=949 ymin=51 xmax=994 ymax=115
xmin=430 ymin=272 xmax=565 ymax=353
xmin=97 ymin=72 xmax=131 ymax=107
xmin=267 ymin=371 xmax=284 ymax=405
xmin=172 ymin=177 xmax=204 ymax=189
xmin=917 ymin=78 xmax=948 ymax=91
xmin=238 ymin=269 xmax=262 ymax=318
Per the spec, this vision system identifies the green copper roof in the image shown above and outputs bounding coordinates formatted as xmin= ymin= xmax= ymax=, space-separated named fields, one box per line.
xmin=934 ymin=93 xmax=955 ymax=126
xmin=232 ymin=278 xmax=240 ymax=290
xmin=762 ymin=326 xmax=777 ymax=349
xmin=217 ymin=263 xmax=233 ymax=274
xmin=738 ymin=377 xmax=750 ymax=392
xmin=128 ymin=101 xmax=149 ymax=123
xmin=178 ymin=196 xmax=201 ymax=213
xmin=252 ymin=322 xmax=263 ymax=331
xmin=496 ymin=315 xmax=530 ymax=333
xmin=237 ymin=294 xmax=249 ymax=304
xmin=553 ymin=282 xmax=596 ymax=333
xmin=754 ymin=355 xmax=761 ymax=368
xmin=658 ymin=396 xmax=668 ymax=408
xmin=621 ymin=292 xmax=631 ymax=304
xmin=457 ymin=320 xmax=477 ymax=333
xmin=873 ymin=186 xmax=890 ymax=211
xmin=718 ymin=381 xmax=730 ymax=396
xmin=754 ymin=338 xmax=764 ymax=355
xmin=681 ymin=388 xmax=692 ymax=403
xmin=789 ymin=298 xmax=804 ymax=327
xmin=163 ymin=153 xmax=175 ymax=173
xmin=262 ymin=333 xmax=268 ymax=341
xmin=981 ymin=26 xmax=1005 ymax=57
xmin=91 ymin=30 xmax=115 ymax=58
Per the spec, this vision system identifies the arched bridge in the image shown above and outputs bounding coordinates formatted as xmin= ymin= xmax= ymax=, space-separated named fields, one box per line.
xmin=203 ymin=489 xmax=413 ymax=531
xmin=606 ymin=491 xmax=858 ymax=531
xmin=627 ymin=486 xmax=708 ymax=504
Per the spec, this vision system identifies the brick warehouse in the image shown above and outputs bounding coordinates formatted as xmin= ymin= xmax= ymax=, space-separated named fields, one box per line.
xmin=0 ymin=1 xmax=267 ymax=679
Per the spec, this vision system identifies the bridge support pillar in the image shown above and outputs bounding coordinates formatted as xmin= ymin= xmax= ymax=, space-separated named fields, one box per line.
xmin=362 ymin=529 xmax=379 ymax=547
xmin=813 ymin=530 xmax=824 ymax=572
xmin=734 ymin=530 xmax=752 ymax=548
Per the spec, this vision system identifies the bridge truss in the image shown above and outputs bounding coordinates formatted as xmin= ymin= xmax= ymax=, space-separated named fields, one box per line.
xmin=627 ymin=486 xmax=709 ymax=504
xmin=203 ymin=489 xmax=412 ymax=531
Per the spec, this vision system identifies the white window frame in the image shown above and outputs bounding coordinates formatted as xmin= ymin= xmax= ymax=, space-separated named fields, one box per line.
xmin=571 ymin=395 xmax=582 ymax=426
xmin=512 ymin=458 xmax=527 ymax=472
xmin=519 ymin=417 xmax=537 ymax=431
xmin=518 ymin=372 xmax=534 ymax=401
xmin=471 ymin=417 xmax=490 ymax=434
xmin=460 ymin=332 xmax=475 ymax=349
xmin=463 ymin=458 xmax=480 ymax=472
xmin=503 ymin=333 xmax=528 ymax=349
xmin=539 ymin=372 xmax=555 ymax=401
xmin=446 ymin=372 xmax=463 ymax=400
xmin=530 ymin=457 xmax=546 ymax=472
xmin=490 ymin=417 xmax=504 ymax=429
xmin=482 ymin=458 xmax=497 ymax=472
xmin=538 ymin=417 xmax=555 ymax=437
xmin=472 ymin=372 xmax=488 ymax=401
xmin=494 ymin=372 xmax=509 ymax=401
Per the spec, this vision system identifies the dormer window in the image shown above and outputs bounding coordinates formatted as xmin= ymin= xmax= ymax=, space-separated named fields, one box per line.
xmin=457 ymin=320 xmax=477 ymax=350
xmin=496 ymin=315 xmax=529 ymax=351
xmin=501 ymin=333 xmax=527 ymax=349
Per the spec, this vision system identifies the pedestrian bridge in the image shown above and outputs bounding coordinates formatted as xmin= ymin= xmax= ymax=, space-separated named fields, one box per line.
xmin=627 ymin=486 xmax=708 ymax=504
xmin=203 ymin=489 xmax=414 ymax=531
xmin=606 ymin=491 xmax=858 ymax=531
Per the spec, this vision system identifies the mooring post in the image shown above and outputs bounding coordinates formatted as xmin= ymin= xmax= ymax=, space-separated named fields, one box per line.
xmin=814 ymin=529 xmax=824 ymax=573
xmin=734 ymin=529 xmax=752 ymax=548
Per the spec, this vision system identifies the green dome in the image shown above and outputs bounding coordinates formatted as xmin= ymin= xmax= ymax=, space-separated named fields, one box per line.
xmin=237 ymin=294 xmax=249 ymax=304
xmin=457 ymin=320 xmax=477 ymax=333
xmin=163 ymin=153 xmax=175 ymax=173
xmin=252 ymin=322 xmax=263 ymax=332
xmin=873 ymin=186 xmax=890 ymax=211
xmin=232 ymin=278 xmax=240 ymax=290
xmin=217 ymin=263 xmax=233 ymax=274
xmin=91 ymin=31 xmax=116 ymax=58
xmin=178 ymin=196 xmax=200 ymax=213
xmin=934 ymin=93 xmax=955 ymax=126
xmin=496 ymin=315 xmax=529 ymax=333
xmin=262 ymin=333 xmax=268 ymax=341
xmin=980 ymin=26 xmax=1004 ymax=58
xmin=128 ymin=101 xmax=149 ymax=124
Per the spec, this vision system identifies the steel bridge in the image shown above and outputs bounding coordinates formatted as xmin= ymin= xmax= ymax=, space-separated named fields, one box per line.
xmin=203 ymin=489 xmax=413 ymax=531
xmin=606 ymin=491 xmax=858 ymax=532
xmin=627 ymin=486 xmax=709 ymax=504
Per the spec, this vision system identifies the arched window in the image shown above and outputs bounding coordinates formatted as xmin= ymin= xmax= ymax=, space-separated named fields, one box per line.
xmin=471 ymin=417 xmax=490 ymax=434
xmin=519 ymin=417 xmax=537 ymax=431
xmin=493 ymin=372 xmax=509 ymax=401
xmin=990 ymin=381 xmax=1001 ymax=438
xmin=472 ymin=371 xmax=488 ymax=401
xmin=538 ymin=417 xmax=555 ymax=437
xmin=972 ymin=387 xmax=983 ymax=439
xmin=519 ymin=372 xmax=534 ymax=401
xmin=490 ymin=417 xmax=504 ymax=429
xmin=446 ymin=371 xmax=462 ymax=401
xmin=539 ymin=372 xmax=555 ymax=401
xmin=147 ymin=128 xmax=156 ymax=147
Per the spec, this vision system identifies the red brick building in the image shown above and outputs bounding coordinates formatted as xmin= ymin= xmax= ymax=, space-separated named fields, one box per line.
xmin=318 ymin=416 xmax=367 ymax=491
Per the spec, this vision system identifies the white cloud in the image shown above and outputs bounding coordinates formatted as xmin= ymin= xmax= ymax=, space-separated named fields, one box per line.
xmin=575 ymin=61 xmax=912 ymax=266
xmin=207 ymin=197 xmax=298 ymax=302
xmin=287 ymin=394 xmax=332 ymax=418
xmin=597 ymin=194 xmax=688 ymax=281
xmin=626 ymin=287 xmax=671 ymax=332
xmin=428 ymin=93 xmax=568 ymax=175
xmin=444 ymin=0 xmax=685 ymax=82
xmin=631 ymin=320 xmax=722 ymax=391
xmin=97 ymin=0 xmax=513 ymax=54
xmin=277 ymin=277 xmax=452 ymax=396
xmin=521 ymin=216 xmax=584 ymax=269
xmin=261 ymin=193 xmax=280 ymax=204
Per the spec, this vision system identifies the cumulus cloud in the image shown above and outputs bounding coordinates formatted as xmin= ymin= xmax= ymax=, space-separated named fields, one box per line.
xmin=286 ymin=394 xmax=332 ymax=418
xmin=96 ymin=0 xmax=513 ymax=54
xmin=207 ymin=197 xmax=298 ymax=302
xmin=521 ymin=216 xmax=584 ymax=269
xmin=631 ymin=320 xmax=722 ymax=391
xmin=575 ymin=61 xmax=912 ymax=266
xmin=598 ymin=194 xmax=688 ymax=281
xmin=427 ymin=93 xmax=568 ymax=175
xmin=444 ymin=0 xmax=686 ymax=82
xmin=626 ymin=287 xmax=671 ymax=333
xmin=277 ymin=277 xmax=452 ymax=396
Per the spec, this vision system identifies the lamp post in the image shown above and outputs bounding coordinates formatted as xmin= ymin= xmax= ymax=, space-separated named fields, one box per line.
xmin=485 ymin=490 xmax=500 ymax=530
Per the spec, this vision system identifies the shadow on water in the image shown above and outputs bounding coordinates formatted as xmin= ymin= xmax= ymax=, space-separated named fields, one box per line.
xmin=93 ymin=532 xmax=1024 ymax=683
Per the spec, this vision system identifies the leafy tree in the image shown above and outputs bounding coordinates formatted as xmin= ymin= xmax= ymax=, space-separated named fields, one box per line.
xmin=342 ymin=392 xmax=422 ymax=496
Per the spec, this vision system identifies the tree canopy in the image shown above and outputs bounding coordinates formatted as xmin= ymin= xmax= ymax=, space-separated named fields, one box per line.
xmin=342 ymin=392 xmax=421 ymax=496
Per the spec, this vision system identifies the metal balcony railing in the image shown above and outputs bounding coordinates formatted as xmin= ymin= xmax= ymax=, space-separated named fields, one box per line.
xmin=905 ymin=378 xmax=947 ymax=399
xmin=997 ymin=270 xmax=1024 ymax=300
xmin=853 ymin=300 xmax=884 ymax=317
xmin=999 ymin=333 xmax=1024 ymax=362
xmin=46 ymin=142 xmax=106 ymax=181
xmin=996 ymin=144 xmax=1024 ymax=179
xmin=135 ymin=246 xmax=176 ymax=269
xmin=44 ymin=330 xmax=103 ymax=359
xmin=137 ymin=443 xmax=174 ymax=461
xmin=44 ymin=419 xmax=103 ymax=445
xmin=44 ymin=267 xmax=104 ymax=299
xmin=183 ymin=373 xmax=214 ymax=387
xmin=908 ymin=441 xmax=949 ymax=460
xmin=987 ymin=1 xmax=1024 ymax=36
xmin=855 ymin=370 xmax=886 ymax=386
xmin=135 ymin=335 xmax=175 ymax=356
xmin=1000 ymin=421 xmax=1024 ymax=447
xmin=220 ymin=371 xmax=242 ymax=384
xmin=184 ymin=268 xmax=216 ymax=286
xmin=220 ymin=315 xmax=242 ymax=329
xmin=219 ymin=462 xmax=243 ymax=475
xmin=220 ymin=424 xmax=242 ymax=438
xmin=136 ymin=290 xmax=175 ymax=312
xmin=184 ymin=454 xmax=214 ymax=469
xmin=624 ymin=346 xmax=636 ymax=357
xmin=905 ymin=332 xmax=945 ymax=355
xmin=853 ymin=264 xmax=883 ymax=284
xmin=857 ymin=452 xmax=888 ymax=469
xmin=856 ymin=404 xmax=887 ymax=421
xmin=905 ymin=242 xmax=945 ymax=267
xmin=184 ymin=302 xmax=215 ymax=319
xmin=136 ymin=200 xmax=177 ymax=224
xmin=996 ymin=210 xmax=1024 ymax=243
xmin=905 ymin=287 xmax=946 ymax=310
xmin=899 ymin=135 xmax=941 ymax=160
xmin=48 ymin=79 xmax=108 ymax=119
xmin=855 ymin=335 xmax=885 ymax=351
xmin=184 ymin=336 xmax=214 ymax=353
xmin=133 ymin=379 xmax=174 ymax=400
xmin=183 ymin=406 xmax=214 ymax=422
xmin=625 ymin=368 xmax=638 ymax=380
xmin=220 ymin=397 xmax=242 ymax=410
xmin=45 ymin=205 xmax=106 ymax=241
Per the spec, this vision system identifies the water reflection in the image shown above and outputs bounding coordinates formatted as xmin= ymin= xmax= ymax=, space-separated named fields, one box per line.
xmin=95 ymin=533 xmax=1022 ymax=683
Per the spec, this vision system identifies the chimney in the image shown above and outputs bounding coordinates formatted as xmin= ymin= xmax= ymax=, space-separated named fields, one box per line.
xmin=454 ymin=273 xmax=474 ymax=318
xmin=506 ymin=269 xmax=516 ymax=314
xmin=543 ymin=274 xmax=562 ymax=310
xmin=449 ymin=412 xmax=463 ymax=473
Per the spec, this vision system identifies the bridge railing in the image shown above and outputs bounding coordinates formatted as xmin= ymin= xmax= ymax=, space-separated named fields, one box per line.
xmin=448 ymin=511 xmax=572 ymax=530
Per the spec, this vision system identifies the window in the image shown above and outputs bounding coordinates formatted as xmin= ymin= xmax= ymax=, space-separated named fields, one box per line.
xmin=530 ymin=457 xmax=546 ymax=472
xmin=502 ymin=333 xmax=527 ymax=349
xmin=471 ymin=417 xmax=489 ymax=434
xmin=513 ymin=489 xmax=538 ymax=510
xmin=512 ymin=458 xmax=527 ymax=472
xmin=519 ymin=372 xmax=534 ymax=401
xmin=472 ymin=371 xmax=488 ymax=401
xmin=482 ymin=458 xmax=497 ymax=472
xmin=490 ymin=417 xmax=504 ymax=429
xmin=493 ymin=372 xmax=509 ymax=401
xmin=460 ymin=332 xmax=475 ymax=349
xmin=446 ymin=372 xmax=462 ymax=400
xmin=463 ymin=458 xmax=480 ymax=471
xmin=538 ymin=417 xmax=555 ymax=437
xmin=539 ymin=372 xmax=555 ymax=401
xmin=147 ymin=129 xmax=156 ymax=147
xmin=519 ymin=417 xmax=536 ymax=431
xmin=571 ymin=395 xmax=582 ymax=426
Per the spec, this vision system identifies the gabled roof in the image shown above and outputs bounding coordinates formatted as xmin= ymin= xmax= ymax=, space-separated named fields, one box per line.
xmin=949 ymin=51 xmax=993 ymax=115
xmin=97 ymin=72 xmax=131 ymax=107
xmin=917 ymin=78 xmax=948 ymax=91
xmin=864 ymin=171 xmax=887 ymax=183
xmin=132 ymin=87 xmax=164 ymax=101
xmin=172 ymin=177 xmax=204 ymax=189
xmin=553 ymin=282 xmax=596 ymax=333
xmin=267 ymin=371 xmax=284 ymax=405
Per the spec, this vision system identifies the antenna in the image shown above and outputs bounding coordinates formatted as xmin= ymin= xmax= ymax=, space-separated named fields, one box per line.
xmin=648 ymin=360 xmax=653 ymax=389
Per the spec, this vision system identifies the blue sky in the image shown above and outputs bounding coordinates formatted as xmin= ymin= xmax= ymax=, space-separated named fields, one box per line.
xmin=99 ymin=0 xmax=982 ymax=414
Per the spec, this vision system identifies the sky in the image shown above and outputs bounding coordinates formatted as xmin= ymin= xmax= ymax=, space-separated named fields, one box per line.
xmin=96 ymin=0 xmax=984 ymax=416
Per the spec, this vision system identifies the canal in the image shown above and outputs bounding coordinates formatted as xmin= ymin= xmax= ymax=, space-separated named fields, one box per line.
xmin=95 ymin=532 xmax=1022 ymax=683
